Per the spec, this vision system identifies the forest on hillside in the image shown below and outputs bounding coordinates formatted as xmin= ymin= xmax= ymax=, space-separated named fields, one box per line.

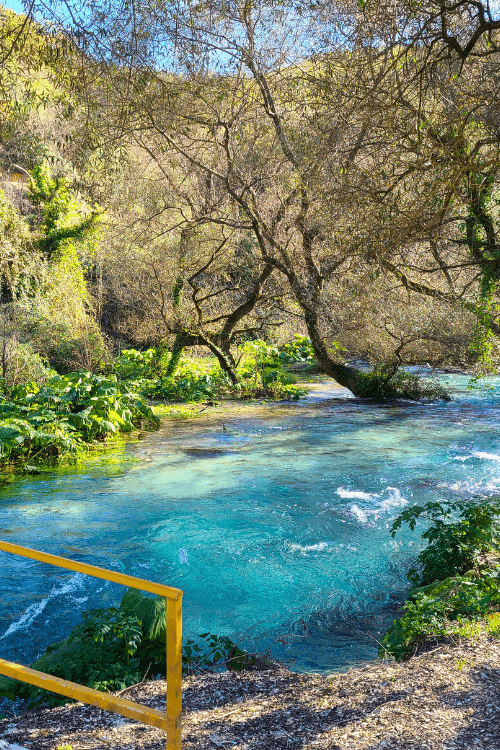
xmin=1 ymin=0 xmax=500 ymax=403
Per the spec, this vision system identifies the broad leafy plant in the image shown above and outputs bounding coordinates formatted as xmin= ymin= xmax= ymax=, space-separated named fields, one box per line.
xmin=0 ymin=587 xmax=255 ymax=709
xmin=381 ymin=497 xmax=500 ymax=661
xmin=236 ymin=340 xmax=305 ymax=400
xmin=0 ymin=371 xmax=158 ymax=469
xmin=277 ymin=335 xmax=315 ymax=364
xmin=390 ymin=498 xmax=500 ymax=585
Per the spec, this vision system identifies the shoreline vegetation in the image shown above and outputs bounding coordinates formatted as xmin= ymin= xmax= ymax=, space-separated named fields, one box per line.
xmin=1 ymin=375 xmax=500 ymax=730
xmin=0 ymin=339 xmax=452 ymax=480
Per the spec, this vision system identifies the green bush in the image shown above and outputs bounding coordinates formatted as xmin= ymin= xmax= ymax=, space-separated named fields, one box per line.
xmin=236 ymin=340 xmax=306 ymax=400
xmin=355 ymin=367 xmax=450 ymax=402
xmin=0 ymin=371 xmax=159 ymax=468
xmin=0 ymin=588 xmax=255 ymax=709
xmin=381 ymin=569 xmax=500 ymax=661
xmin=390 ymin=498 xmax=500 ymax=585
xmin=0 ymin=339 xmax=56 ymax=386
xmin=17 ymin=311 xmax=111 ymax=375
xmin=381 ymin=497 xmax=500 ymax=661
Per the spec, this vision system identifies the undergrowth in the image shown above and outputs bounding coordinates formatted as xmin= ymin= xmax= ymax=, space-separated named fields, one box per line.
xmin=114 ymin=337 xmax=311 ymax=403
xmin=0 ymin=371 xmax=158 ymax=471
xmin=381 ymin=497 xmax=500 ymax=661
xmin=355 ymin=366 xmax=450 ymax=402
xmin=0 ymin=588 xmax=255 ymax=710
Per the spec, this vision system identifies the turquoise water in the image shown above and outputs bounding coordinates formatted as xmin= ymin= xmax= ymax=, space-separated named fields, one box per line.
xmin=1 ymin=374 xmax=500 ymax=673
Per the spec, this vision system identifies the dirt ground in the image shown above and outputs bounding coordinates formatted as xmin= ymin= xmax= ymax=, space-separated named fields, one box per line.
xmin=1 ymin=635 xmax=499 ymax=750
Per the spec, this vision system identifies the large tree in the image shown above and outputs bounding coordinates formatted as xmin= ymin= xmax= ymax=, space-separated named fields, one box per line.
xmin=30 ymin=0 xmax=500 ymax=390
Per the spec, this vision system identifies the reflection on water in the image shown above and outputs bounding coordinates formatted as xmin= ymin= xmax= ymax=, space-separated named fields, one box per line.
xmin=1 ymin=374 xmax=500 ymax=673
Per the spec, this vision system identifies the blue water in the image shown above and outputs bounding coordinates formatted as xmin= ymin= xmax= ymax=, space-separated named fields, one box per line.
xmin=1 ymin=374 xmax=500 ymax=674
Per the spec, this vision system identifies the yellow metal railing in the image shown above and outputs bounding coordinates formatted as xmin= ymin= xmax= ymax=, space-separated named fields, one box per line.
xmin=0 ymin=540 xmax=182 ymax=749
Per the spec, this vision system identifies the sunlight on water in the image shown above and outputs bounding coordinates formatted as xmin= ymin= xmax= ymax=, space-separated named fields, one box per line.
xmin=2 ymin=373 xmax=500 ymax=673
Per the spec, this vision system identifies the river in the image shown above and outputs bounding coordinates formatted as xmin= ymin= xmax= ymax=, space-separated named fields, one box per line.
xmin=1 ymin=374 xmax=500 ymax=673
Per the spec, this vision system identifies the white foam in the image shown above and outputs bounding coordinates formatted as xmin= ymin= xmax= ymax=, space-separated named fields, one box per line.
xmin=439 ymin=477 xmax=500 ymax=496
xmin=0 ymin=573 xmax=85 ymax=641
xmin=379 ymin=487 xmax=407 ymax=511
xmin=289 ymin=542 xmax=329 ymax=554
xmin=336 ymin=488 xmax=377 ymax=500
xmin=472 ymin=451 xmax=500 ymax=463
xmin=345 ymin=487 xmax=408 ymax=524
xmin=350 ymin=505 xmax=368 ymax=523
xmin=179 ymin=548 xmax=190 ymax=565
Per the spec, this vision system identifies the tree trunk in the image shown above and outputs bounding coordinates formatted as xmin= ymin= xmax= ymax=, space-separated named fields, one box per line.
xmin=200 ymin=336 xmax=239 ymax=385
xmin=165 ymin=333 xmax=186 ymax=377
xmin=303 ymin=309 xmax=365 ymax=395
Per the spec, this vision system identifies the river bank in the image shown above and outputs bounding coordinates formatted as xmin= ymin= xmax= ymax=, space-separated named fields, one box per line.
xmin=1 ymin=634 xmax=499 ymax=749
xmin=3 ymin=373 xmax=500 ymax=674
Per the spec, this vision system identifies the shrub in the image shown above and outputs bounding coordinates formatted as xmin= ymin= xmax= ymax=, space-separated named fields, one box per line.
xmin=0 ymin=339 xmax=55 ymax=386
xmin=355 ymin=366 xmax=450 ymax=402
xmin=236 ymin=340 xmax=306 ymax=400
xmin=19 ymin=312 xmax=111 ymax=374
xmin=381 ymin=497 xmax=500 ymax=661
xmin=390 ymin=498 xmax=500 ymax=585
xmin=381 ymin=569 xmax=500 ymax=661
xmin=0 ymin=588 xmax=255 ymax=708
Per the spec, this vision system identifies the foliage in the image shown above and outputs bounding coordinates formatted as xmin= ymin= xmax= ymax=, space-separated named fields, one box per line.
xmin=0 ymin=164 xmax=110 ymax=377
xmin=182 ymin=632 xmax=255 ymax=673
xmin=18 ymin=310 xmax=110 ymax=374
xmin=127 ymin=356 xmax=221 ymax=402
xmin=0 ymin=336 xmax=55 ymax=385
xmin=0 ymin=588 xmax=255 ymax=709
xmin=0 ymin=371 xmax=158 ymax=468
xmin=30 ymin=161 xmax=101 ymax=260
xmin=114 ymin=345 xmax=307 ymax=402
xmin=48 ymin=606 xmax=143 ymax=691
xmin=236 ymin=340 xmax=306 ymax=400
xmin=390 ymin=498 xmax=500 ymax=585
xmin=0 ymin=189 xmax=35 ymax=301
xmin=355 ymin=367 xmax=451 ymax=402
xmin=141 ymin=371 xmax=217 ymax=402
xmin=19 ymin=163 xmax=108 ymax=372
xmin=382 ymin=497 xmax=500 ymax=661
xmin=381 ymin=568 xmax=500 ymax=661
xmin=113 ymin=347 xmax=171 ymax=380
xmin=277 ymin=336 xmax=316 ymax=364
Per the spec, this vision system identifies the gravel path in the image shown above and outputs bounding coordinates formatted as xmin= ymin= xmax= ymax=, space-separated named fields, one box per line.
xmin=1 ymin=636 xmax=500 ymax=749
